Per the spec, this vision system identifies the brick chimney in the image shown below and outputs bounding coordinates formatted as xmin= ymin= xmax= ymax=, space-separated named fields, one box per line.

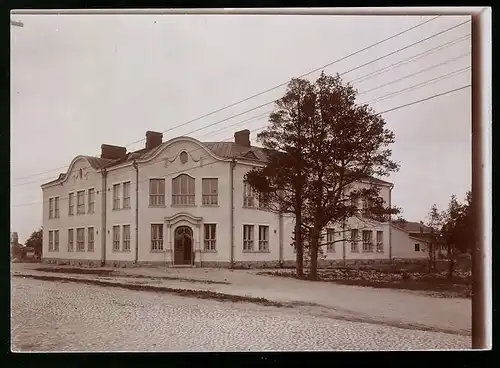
xmin=146 ymin=131 xmax=163 ymax=150
xmin=100 ymin=144 xmax=127 ymax=160
xmin=234 ymin=129 xmax=250 ymax=147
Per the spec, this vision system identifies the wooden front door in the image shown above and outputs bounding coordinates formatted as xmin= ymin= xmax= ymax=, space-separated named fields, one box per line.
xmin=174 ymin=226 xmax=193 ymax=265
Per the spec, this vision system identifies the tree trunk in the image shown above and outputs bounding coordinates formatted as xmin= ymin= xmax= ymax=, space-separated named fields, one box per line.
xmin=448 ymin=245 xmax=454 ymax=279
xmin=294 ymin=207 xmax=304 ymax=278
xmin=308 ymin=227 xmax=320 ymax=280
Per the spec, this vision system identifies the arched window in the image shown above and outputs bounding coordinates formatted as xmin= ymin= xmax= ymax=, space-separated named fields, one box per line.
xmin=172 ymin=174 xmax=195 ymax=205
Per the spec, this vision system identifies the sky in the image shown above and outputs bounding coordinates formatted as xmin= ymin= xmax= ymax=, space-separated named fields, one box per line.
xmin=10 ymin=12 xmax=472 ymax=243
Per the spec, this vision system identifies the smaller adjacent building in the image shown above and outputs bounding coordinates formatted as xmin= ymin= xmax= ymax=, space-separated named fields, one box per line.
xmin=391 ymin=221 xmax=446 ymax=260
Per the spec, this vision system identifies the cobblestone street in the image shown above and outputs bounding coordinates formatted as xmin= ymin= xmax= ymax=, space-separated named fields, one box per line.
xmin=11 ymin=278 xmax=470 ymax=351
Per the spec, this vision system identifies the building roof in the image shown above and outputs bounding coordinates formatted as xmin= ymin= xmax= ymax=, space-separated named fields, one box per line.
xmin=43 ymin=136 xmax=392 ymax=186
xmin=393 ymin=221 xmax=433 ymax=234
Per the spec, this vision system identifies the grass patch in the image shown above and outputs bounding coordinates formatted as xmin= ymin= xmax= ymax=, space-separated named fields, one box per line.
xmin=258 ymin=267 xmax=471 ymax=299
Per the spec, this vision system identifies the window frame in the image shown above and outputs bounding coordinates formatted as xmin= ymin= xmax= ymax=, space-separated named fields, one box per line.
xmin=202 ymin=178 xmax=218 ymax=206
xmin=76 ymin=190 xmax=85 ymax=215
xmin=151 ymin=224 xmax=164 ymax=251
xmin=123 ymin=225 xmax=131 ymax=251
xmin=258 ymin=225 xmax=269 ymax=251
xmin=172 ymin=174 xmax=195 ymax=206
xmin=362 ymin=230 xmax=373 ymax=252
xmin=350 ymin=229 xmax=359 ymax=253
xmin=326 ymin=228 xmax=336 ymax=252
xmin=243 ymin=182 xmax=255 ymax=208
xmin=76 ymin=227 xmax=85 ymax=252
xmin=48 ymin=230 xmax=54 ymax=251
xmin=68 ymin=192 xmax=75 ymax=216
xmin=112 ymin=184 xmax=121 ymax=210
xmin=68 ymin=228 xmax=74 ymax=252
xmin=414 ymin=243 xmax=420 ymax=252
xmin=376 ymin=230 xmax=384 ymax=252
xmin=123 ymin=182 xmax=131 ymax=209
xmin=203 ymin=223 xmax=217 ymax=251
xmin=149 ymin=178 xmax=166 ymax=207
xmin=48 ymin=198 xmax=54 ymax=219
xmin=87 ymin=227 xmax=94 ymax=252
xmin=112 ymin=225 xmax=120 ymax=252
xmin=88 ymin=188 xmax=95 ymax=214
xmin=243 ymin=225 xmax=254 ymax=251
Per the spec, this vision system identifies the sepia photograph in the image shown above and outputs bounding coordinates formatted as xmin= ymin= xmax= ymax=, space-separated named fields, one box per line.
xmin=10 ymin=8 xmax=491 ymax=352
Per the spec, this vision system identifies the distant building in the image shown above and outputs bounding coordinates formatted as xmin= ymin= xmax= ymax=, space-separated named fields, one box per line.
xmin=41 ymin=130 xmax=395 ymax=268
xmin=391 ymin=221 xmax=446 ymax=260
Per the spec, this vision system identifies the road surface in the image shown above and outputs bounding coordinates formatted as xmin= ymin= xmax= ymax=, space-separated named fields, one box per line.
xmin=11 ymin=278 xmax=470 ymax=351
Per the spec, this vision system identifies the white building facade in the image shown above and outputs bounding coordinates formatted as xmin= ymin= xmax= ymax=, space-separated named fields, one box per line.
xmin=41 ymin=130 xmax=401 ymax=268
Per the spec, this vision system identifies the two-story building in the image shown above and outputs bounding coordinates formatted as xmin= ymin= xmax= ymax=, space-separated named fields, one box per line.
xmin=41 ymin=129 xmax=396 ymax=268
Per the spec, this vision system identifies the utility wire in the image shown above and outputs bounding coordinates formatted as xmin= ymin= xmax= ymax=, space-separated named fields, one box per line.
xmin=12 ymin=16 xmax=440 ymax=182
xmin=362 ymin=66 xmax=470 ymax=105
xmin=11 ymin=84 xmax=472 ymax=208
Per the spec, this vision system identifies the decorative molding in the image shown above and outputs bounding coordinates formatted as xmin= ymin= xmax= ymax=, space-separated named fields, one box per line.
xmin=165 ymin=212 xmax=203 ymax=227
xmin=163 ymin=150 xmax=201 ymax=168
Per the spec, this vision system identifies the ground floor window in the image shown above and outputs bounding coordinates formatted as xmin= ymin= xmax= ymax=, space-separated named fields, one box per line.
xmin=204 ymin=224 xmax=216 ymax=251
xmin=376 ymin=230 xmax=384 ymax=252
xmin=54 ymin=230 xmax=59 ymax=251
xmin=151 ymin=224 xmax=164 ymax=251
xmin=350 ymin=229 xmax=359 ymax=252
xmin=258 ymin=225 xmax=269 ymax=251
xmin=243 ymin=225 xmax=254 ymax=251
xmin=326 ymin=229 xmax=335 ymax=252
xmin=123 ymin=225 xmax=131 ymax=251
xmin=76 ymin=228 xmax=85 ymax=252
xmin=48 ymin=230 xmax=54 ymax=251
xmin=68 ymin=229 xmax=74 ymax=252
xmin=87 ymin=227 xmax=94 ymax=252
xmin=414 ymin=243 xmax=420 ymax=252
xmin=362 ymin=230 xmax=373 ymax=252
xmin=113 ymin=226 xmax=120 ymax=251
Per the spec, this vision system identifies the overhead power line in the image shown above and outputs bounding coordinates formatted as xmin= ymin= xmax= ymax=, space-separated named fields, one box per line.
xmin=11 ymin=84 xmax=472 ymax=209
xmin=12 ymin=16 xmax=440 ymax=182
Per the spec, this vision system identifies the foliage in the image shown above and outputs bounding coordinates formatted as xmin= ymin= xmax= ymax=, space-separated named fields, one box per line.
xmin=25 ymin=228 xmax=43 ymax=257
xmin=246 ymin=72 xmax=400 ymax=280
xmin=425 ymin=204 xmax=442 ymax=272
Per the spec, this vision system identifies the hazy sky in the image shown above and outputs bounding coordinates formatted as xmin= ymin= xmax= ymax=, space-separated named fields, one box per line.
xmin=10 ymin=13 xmax=471 ymax=242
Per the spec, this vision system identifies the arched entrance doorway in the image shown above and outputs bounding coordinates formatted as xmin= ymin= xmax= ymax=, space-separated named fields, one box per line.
xmin=174 ymin=226 xmax=193 ymax=265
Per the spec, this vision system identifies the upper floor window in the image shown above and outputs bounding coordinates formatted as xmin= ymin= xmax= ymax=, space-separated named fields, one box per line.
xmin=202 ymin=178 xmax=218 ymax=205
xmin=54 ymin=197 xmax=60 ymax=218
xmin=48 ymin=198 xmax=54 ymax=219
xmin=88 ymin=189 xmax=95 ymax=213
xmin=68 ymin=193 xmax=74 ymax=216
xmin=77 ymin=191 xmax=85 ymax=214
xmin=123 ymin=182 xmax=131 ymax=209
xmin=113 ymin=184 xmax=120 ymax=210
xmin=149 ymin=179 xmax=165 ymax=206
xmin=172 ymin=174 xmax=195 ymax=206
xmin=243 ymin=183 xmax=255 ymax=207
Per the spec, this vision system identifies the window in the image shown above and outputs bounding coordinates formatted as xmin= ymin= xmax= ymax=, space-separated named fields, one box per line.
xmin=54 ymin=197 xmax=60 ymax=218
xmin=113 ymin=226 xmax=120 ymax=251
xmin=88 ymin=188 xmax=95 ymax=213
xmin=49 ymin=198 xmax=54 ymax=219
xmin=149 ymin=179 xmax=165 ymax=206
xmin=68 ymin=229 xmax=74 ymax=252
xmin=204 ymin=224 xmax=216 ymax=251
xmin=172 ymin=174 xmax=195 ymax=205
xmin=350 ymin=229 xmax=359 ymax=252
xmin=76 ymin=228 xmax=85 ymax=251
xmin=376 ymin=231 xmax=384 ymax=252
xmin=326 ymin=228 xmax=335 ymax=252
xmin=68 ymin=193 xmax=74 ymax=216
xmin=123 ymin=182 xmax=131 ymax=209
xmin=48 ymin=231 xmax=54 ymax=251
xmin=362 ymin=230 xmax=373 ymax=252
xmin=54 ymin=230 xmax=59 ymax=251
xmin=202 ymin=178 xmax=218 ymax=205
xmin=362 ymin=199 xmax=369 ymax=217
xmin=87 ymin=227 xmax=94 ymax=252
xmin=113 ymin=184 xmax=120 ymax=210
xmin=258 ymin=225 xmax=269 ymax=251
xmin=243 ymin=225 xmax=254 ymax=251
xmin=77 ymin=190 xmax=85 ymax=214
xmin=151 ymin=224 xmax=164 ymax=251
xmin=414 ymin=243 xmax=420 ymax=252
xmin=123 ymin=225 xmax=131 ymax=251
xmin=258 ymin=193 xmax=271 ymax=209
xmin=243 ymin=183 xmax=255 ymax=207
